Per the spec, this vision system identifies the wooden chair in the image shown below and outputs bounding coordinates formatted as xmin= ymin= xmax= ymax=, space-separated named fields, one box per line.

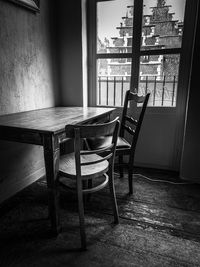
xmin=58 ymin=117 xmax=120 ymax=250
xmin=86 ymin=90 xmax=150 ymax=194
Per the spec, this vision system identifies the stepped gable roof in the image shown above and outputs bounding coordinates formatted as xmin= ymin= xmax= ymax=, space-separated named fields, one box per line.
xmin=116 ymin=26 xmax=132 ymax=29
xmin=143 ymin=12 xmax=175 ymax=18
xmin=111 ymin=35 xmax=133 ymax=39
xmin=143 ymin=34 xmax=160 ymax=38
xmin=152 ymin=0 xmax=171 ymax=8
xmin=106 ymin=46 xmax=131 ymax=49
xmin=159 ymin=34 xmax=181 ymax=38
xmin=178 ymin=22 xmax=184 ymax=27
xmin=143 ymin=24 xmax=156 ymax=28
xmin=111 ymin=36 xmax=126 ymax=39
xmin=152 ymin=20 xmax=178 ymax=24
xmin=142 ymin=44 xmax=165 ymax=48
xmin=150 ymin=5 xmax=172 ymax=9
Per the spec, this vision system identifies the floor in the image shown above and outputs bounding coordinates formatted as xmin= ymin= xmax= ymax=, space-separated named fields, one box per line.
xmin=1 ymin=168 xmax=200 ymax=267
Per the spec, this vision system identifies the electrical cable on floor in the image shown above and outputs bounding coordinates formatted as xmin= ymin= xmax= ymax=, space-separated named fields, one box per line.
xmin=136 ymin=173 xmax=195 ymax=185
xmin=39 ymin=173 xmax=195 ymax=186
xmin=114 ymin=172 xmax=195 ymax=185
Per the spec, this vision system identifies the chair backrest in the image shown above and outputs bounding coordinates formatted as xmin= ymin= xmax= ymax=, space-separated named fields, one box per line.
xmin=120 ymin=90 xmax=150 ymax=151
xmin=65 ymin=117 xmax=120 ymax=178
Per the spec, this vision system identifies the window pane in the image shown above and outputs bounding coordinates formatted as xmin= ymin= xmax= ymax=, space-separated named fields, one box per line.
xmin=97 ymin=0 xmax=134 ymax=54
xmin=141 ymin=0 xmax=186 ymax=50
xmin=138 ymin=54 xmax=180 ymax=106
xmin=97 ymin=58 xmax=131 ymax=106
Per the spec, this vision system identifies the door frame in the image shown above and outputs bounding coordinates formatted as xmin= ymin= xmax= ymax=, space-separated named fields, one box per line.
xmin=87 ymin=0 xmax=199 ymax=170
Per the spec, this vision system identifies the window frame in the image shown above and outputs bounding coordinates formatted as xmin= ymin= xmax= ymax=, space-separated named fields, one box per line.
xmin=87 ymin=0 xmax=199 ymax=111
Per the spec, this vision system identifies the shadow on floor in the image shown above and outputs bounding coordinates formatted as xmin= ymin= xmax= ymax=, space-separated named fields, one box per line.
xmin=1 ymin=169 xmax=200 ymax=266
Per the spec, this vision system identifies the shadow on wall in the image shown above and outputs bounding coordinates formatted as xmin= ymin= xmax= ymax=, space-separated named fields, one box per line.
xmin=0 ymin=0 xmax=59 ymax=202
xmin=0 ymin=141 xmax=45 ymax=203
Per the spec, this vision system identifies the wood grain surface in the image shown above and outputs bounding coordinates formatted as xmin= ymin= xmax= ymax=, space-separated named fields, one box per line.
xmin=0 ymin=107 xmax=115 ymax=134
xmin=0 ymin=106 xmax=115 ymax=234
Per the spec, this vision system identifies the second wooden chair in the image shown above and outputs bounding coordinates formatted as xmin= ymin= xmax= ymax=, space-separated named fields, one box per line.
xmin=86 ymin=90 xmax=150 ymax=194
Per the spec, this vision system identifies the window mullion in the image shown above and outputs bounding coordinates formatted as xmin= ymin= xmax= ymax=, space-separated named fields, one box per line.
xmin=130 ymin=0 xmax=144 ymax=91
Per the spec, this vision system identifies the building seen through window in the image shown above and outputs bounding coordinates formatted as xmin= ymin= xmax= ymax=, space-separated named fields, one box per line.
xmin=96 ymin=0 xmax=186 ymax=107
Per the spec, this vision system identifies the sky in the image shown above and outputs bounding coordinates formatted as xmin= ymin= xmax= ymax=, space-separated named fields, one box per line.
xmin=98 ymin=0 xmax=186 ymax=42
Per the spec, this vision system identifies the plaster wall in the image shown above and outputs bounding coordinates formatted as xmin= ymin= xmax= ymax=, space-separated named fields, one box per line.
xmin=57 ymin=0 xmax=84 ymax=106
xmin=180 ymin=8 xmax=200 ymax=182
xmin=0 ymin=0 xmax=59 ymax=202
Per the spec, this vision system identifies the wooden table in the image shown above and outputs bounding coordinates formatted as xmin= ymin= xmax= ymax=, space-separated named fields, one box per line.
xmin=0 ymin=107 xmax=114 ymax=234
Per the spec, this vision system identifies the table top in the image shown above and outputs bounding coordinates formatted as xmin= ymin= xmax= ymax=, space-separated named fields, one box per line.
xmin=0 ymin=107 xmax=115 ymax=134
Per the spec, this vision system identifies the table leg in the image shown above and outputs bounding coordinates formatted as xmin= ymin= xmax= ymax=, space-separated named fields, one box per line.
xmin=43 ymin=134 xmax=61 ymax=235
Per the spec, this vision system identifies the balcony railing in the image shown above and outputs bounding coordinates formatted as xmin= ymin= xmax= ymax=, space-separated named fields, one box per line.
xmin=97 ymin=75 xmax=178 ymax=107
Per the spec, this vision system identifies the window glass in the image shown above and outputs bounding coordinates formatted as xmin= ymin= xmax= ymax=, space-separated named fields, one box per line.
xmin=97 ymin=0 xmax=134 ymax=54
xmin=141 ymin=0 xmax=186 ymax=50
xmin=94 ymin=0 xmax=187 ymax=107
xmin=97 ymin=58 xmax=132 ymax=106
xmin=138 ymin=54 xmax=180 ymax=106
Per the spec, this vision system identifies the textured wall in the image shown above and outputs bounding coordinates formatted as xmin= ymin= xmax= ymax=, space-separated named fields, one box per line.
xmin=0 ymin=0 xmax=58 ymax=114
xmin=57 ymin=0 xmax=84 ymax=106
xmin=180 ymin=8 xmax=200 ymax=181
xmin=0 ymin=0 xmax=59 ymax=202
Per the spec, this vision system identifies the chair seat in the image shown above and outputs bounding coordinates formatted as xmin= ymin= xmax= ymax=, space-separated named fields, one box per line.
xmin=59 ymin=152 xmax=109 ymax=179
xmin=86 ymin=136 xmax=131 ymax=150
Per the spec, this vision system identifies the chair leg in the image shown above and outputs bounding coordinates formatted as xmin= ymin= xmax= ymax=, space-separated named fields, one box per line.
xmin=128 ymin=167 xmax=133 ymax=195
xmin=82 ymin=180 xmax=87 ymax=204
xmin=77 ymin=180 xmax=87 ymax=250
xmin=118 ymin=155 xmax=124 ymax=178
xmin=82 ymin=180 xmax=92 ymax=202
xmin=108 ymin=172 xmax=119 ymax=224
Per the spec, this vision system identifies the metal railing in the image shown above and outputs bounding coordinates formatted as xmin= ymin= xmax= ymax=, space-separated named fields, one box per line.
xmin=97 ymin=75 xmax=178 ymax=107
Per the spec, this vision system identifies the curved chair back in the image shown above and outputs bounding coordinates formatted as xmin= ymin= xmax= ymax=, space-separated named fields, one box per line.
xmin=65 ymin=117 xmax=120 ymax=179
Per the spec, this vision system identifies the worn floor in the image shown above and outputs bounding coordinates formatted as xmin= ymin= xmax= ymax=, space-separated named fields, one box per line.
xmin=1 ymin=168 xmax=200 ymax=267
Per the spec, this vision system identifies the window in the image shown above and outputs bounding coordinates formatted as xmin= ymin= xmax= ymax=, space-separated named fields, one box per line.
xmin=139 ymin=0 xmax=185 ymax=107
xmin=87 ymin=0 xmax=197 ymax=108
